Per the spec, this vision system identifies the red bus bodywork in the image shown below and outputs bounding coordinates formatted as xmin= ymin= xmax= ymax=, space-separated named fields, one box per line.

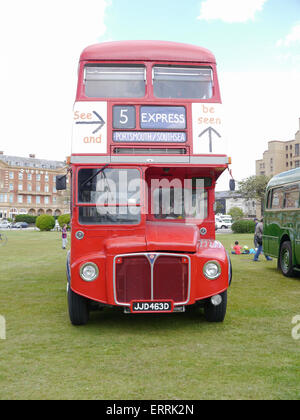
xmin=66 ymin=41 xmax=232 ymax=324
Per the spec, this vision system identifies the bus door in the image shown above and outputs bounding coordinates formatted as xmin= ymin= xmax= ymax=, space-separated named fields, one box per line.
xmin=296 ymin=219 xmax=300 ymax=265
xmin=283 ymin=183 xmax=300 ymax=264
xmin=268 ymin=187 xmax=284 ymax=256
xmin=294 ymin=184 xmax=300 ymax=264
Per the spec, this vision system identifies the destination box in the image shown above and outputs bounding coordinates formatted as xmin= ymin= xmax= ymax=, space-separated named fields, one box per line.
xmin=140 ymin=106 xmax=186 ymax=129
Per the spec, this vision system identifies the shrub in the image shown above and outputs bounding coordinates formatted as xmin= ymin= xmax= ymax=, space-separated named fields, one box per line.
xmin=36 ymin=215 xmax=55 ymax=231
xmin=231 ymin=219 xmax=255 ymax=234
xmin=15 ymin=214 xmax=37 ymax=224
xmin=58 ymin=214 xmax=71 ymax=228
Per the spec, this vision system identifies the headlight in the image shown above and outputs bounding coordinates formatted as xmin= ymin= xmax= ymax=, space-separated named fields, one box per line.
xmin=203 ymin=261 xmax=221 ymax=280
xmin=80 ymin=262 xmax=99 ymax=282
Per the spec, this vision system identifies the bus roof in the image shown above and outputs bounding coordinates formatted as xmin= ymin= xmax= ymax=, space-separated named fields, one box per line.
xmin=80 ymin=40 xmax=216 ymax=64
xmin=267 ymin=168 xmax=300 ymax=189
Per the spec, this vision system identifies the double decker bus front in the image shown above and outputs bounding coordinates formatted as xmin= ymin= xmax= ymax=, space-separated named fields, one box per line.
xmin=67 ymin=41 xmax=232 ymax=325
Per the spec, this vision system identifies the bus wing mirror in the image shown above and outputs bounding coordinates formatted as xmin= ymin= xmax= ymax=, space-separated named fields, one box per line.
xmin=229 ymin=179 xmax=235 ymax=191
xmin=56 ymin=175 xmax=67 ymax=191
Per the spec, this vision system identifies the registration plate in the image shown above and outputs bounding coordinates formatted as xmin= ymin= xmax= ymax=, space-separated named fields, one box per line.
xmin=131 ymin=301 xmax=173 ymax=313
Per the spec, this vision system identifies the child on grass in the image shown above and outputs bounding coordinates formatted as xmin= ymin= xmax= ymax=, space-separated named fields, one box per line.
xmin=231 ymin=241 xmax=242 ymax=255
xmin=62 ymin=224 xmax=67 ymax=249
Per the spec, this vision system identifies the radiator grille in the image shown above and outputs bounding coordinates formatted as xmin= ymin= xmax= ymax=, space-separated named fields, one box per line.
xmin=114 ymin=253 xmax=190 ymax=305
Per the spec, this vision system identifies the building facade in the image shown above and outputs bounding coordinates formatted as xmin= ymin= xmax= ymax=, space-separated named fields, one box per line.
xmin=215 ymin=191 xmax=256 ymax=217
xmin=0 ymin=152 xmax=69 ymax=220
xmin=256 ymin=118 xmax=300 ymax=178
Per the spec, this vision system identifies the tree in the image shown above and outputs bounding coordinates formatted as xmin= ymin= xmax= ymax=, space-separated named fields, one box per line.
xmin=228 ymin=206 xmax=244 ymax=221
xmin=237 ymin=175 xmax=270 ymax=215
xmin=215 ymin=201 xmax=225 ymax=214
xmin=58 ymin=214 xmax=71 ymax=228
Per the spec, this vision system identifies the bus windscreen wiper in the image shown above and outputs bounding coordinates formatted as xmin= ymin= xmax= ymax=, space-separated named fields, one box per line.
xmin=80 ymin=163 xmax=110 ymax=188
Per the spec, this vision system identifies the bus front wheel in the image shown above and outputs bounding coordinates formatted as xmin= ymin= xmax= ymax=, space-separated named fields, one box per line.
xmin=279 ymin=241 xmax=294 ymax=277
xmin=204 ymin=290 xmax=227 ymax=322
xmin=67 ymin=283 xmax=90 ymax=325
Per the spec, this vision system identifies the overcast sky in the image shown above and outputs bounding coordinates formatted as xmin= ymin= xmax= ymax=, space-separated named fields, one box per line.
xmin=0 ymin=0 xmax=299 ymax=190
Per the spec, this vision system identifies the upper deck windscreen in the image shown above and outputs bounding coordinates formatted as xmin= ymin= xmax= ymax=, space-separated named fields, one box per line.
xmin=153 ymin=66 xmax=213 ymax=99
xmin=84 ymin=65 xmax=146 ymax=98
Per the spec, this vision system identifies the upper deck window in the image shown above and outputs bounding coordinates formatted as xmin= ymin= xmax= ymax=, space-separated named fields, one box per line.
xmin=153 ymin=66 xmax=213 ymax=99
xmin=84 ymin=65 xmax=146 ymax=98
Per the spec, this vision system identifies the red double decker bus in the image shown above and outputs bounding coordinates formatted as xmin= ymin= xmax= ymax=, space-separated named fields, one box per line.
xmin=58 ymin=40 xmax=232 ymax=325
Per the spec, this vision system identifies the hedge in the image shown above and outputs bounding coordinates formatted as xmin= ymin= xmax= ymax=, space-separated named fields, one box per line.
xmin=231 ymin=219 xmax=256 ymax=234
xmin=14 ymin=214 xmax=37 ymax=224
xmin=36 ymin=215 xmax=55 ymax=231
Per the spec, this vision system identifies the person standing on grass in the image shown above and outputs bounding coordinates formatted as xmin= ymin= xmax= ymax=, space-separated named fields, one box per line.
xmin=253 ymin=218 xmax=272 ymax=262
xmin=253 ymin=218 xmax=259 ymax=247
xmin=62 ymin=224 xmax=67 ymax=249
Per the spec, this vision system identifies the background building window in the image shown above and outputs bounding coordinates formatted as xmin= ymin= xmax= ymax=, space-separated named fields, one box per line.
xmin=0 ymin=194 xmax=8 ymax=203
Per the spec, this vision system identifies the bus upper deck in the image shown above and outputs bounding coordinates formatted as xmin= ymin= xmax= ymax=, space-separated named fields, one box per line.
xmin=71 ymin=40 xmax=228 ymax=169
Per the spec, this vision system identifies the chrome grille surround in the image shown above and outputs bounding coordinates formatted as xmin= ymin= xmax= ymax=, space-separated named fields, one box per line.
xmin=113 ymin=252 xmax=191 ymax=307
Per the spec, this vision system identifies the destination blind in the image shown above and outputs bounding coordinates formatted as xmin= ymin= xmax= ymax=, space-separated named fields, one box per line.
xmin=113 ymin=132 xmax=186 ymax=143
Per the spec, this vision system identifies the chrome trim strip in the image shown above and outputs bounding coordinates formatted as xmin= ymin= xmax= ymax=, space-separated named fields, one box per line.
xmin=71 ymin=155 xmax=229 ymax=165
xmin=113 ymin=252 xmax=191 ymax=307
xmin=111 ymin=155 xmax=189 ymax=163
xmin=263 ymin=235 xmax=279 ymax=240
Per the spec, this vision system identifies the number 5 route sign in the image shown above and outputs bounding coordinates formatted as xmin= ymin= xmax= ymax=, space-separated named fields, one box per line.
xmin=192 ymin=103 xmax=227 ymax=155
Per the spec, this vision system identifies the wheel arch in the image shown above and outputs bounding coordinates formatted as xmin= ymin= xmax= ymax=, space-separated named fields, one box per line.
xmin=279 ymin=233 xmax=296 ymax=265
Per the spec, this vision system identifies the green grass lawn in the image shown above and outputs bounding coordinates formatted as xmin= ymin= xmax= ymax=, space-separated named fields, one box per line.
xmin=0 ymin=230 xmax=299 ymax=400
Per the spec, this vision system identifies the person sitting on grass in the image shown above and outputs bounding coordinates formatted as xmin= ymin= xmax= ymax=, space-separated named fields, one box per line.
xmin=242 ymin=245 xmax=250 ymax=254
xmin=231 ymin=241 xmax=242 ymax=255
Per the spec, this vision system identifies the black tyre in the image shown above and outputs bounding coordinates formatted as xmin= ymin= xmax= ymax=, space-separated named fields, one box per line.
xmin=67 ymin=283 xmax=90 ymax=325
xmin=279 ymin=241 xmax=294 ymax=277
xmin=204 ymin=290 xmax=227 ymax=322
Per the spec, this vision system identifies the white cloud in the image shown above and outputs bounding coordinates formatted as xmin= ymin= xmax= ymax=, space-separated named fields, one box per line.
xmin=276 ymin=23 xmax=300 ymax=47
xmin=0 ymin=0 xmax=110 ymax=161
xmin=197 ymin=0 xmax=268 ymax=23
xmin=216 ymin=69 xmax=300 ymax=191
